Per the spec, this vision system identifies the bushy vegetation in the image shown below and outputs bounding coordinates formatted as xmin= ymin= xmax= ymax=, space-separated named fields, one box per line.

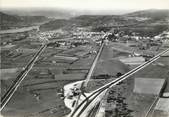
xmin=106 ymin=84 xmax=133 ymax=117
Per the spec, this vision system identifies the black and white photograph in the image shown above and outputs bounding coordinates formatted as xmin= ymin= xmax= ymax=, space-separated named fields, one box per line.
xmin=0 ymin=0 xmax=169 ymax=117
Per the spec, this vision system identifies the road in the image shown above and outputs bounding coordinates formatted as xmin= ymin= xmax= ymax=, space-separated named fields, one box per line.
xmin=67 ymin=47 xmax=169 ymax=117
xmin=0 ymin=44 xmax=47 ymax=111
xmin=63 ymin=41 xmax=105 ymax=112
xmin=84 ymin=41 xmax=105 ymax=87
xmin=75 ymin=41 xmax=105 ymax=108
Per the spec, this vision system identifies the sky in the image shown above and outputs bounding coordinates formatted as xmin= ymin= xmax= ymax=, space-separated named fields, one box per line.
xmin=1 ymin=0 xmax=169 ymax=11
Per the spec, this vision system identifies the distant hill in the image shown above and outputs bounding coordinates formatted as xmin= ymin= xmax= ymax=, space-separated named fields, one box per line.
xmin=1 ymin=8 xmax=76 ymax=19
xmin=0 ymin=12 xmax=49 ymax=30
xmin=40 ymin=15 xmax=139 ymax=31
xmin=20 ymin=16 xmax=49 ymax=23
xmin=39 ymin=19 xmax=70 ymax=31
xmin=2 ymin=9 xmax=168 ymax=33
xmin=0 ymin=12 xmax=21 ymax=24
xmin=125 ymin=9 xmax=169 ymax=19
xmin=39 ymin=9 xmax=169 ymax=32
xmin=18 ymin=10 xmax=74 ymax=19
xmin=0 ymin=12 xmax=22 ymax=30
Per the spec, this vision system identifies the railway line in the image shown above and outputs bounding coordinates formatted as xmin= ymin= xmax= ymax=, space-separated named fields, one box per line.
xmin=0 ymin=44 xmax=47 ymax=111
xmin=69 ymin=47 xmax=169 ymax=117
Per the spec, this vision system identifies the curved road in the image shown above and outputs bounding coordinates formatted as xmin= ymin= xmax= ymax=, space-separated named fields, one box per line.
xmin=68 ymin=48 xmax=169 ymax=117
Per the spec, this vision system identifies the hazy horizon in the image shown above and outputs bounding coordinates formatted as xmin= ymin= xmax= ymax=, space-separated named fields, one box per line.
xmin=1 ymin=0 xmax=169 ymax=10
xmin=2 ymin=7 xmax=169 ymax=18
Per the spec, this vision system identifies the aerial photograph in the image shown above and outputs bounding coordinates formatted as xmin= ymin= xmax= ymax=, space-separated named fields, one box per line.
xmin=0 ymin=0 xmax=169 ymax=117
